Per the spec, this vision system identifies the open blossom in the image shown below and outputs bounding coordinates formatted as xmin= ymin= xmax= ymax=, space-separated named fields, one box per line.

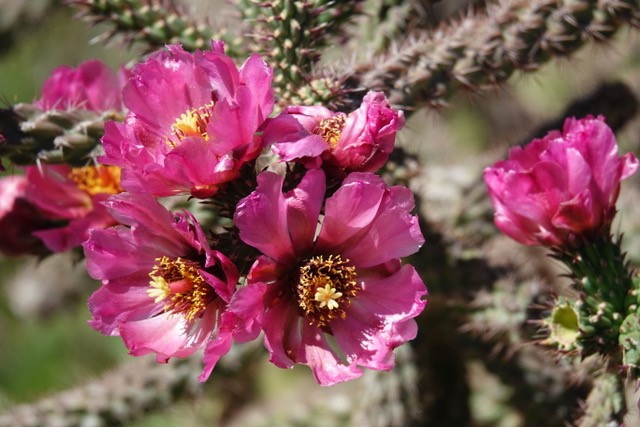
xmin=484 ymin=116 xmax=639 ymax=247
xmin=84 ymin=192 xmax=239 ymax=376
xmin=232 ymin=169 xmax=427 ymax=385
xmin=263 ymin=91 xmax=404 ymax=175
xmin=0 ymin=175 xmax=52 ymax=256
xmin=101 ymin=42 xmax=274 ymax=198
xmin=24 ymin=164 xmax=123 ymax=252
xmin=35 ymin=59 xmax=122 ymax=112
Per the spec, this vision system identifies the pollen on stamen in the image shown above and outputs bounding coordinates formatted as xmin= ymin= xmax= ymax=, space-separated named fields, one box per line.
xmin=147 ymin=256 xmax=214 ymax=322
xmin=313 ymin=114 xmax=346 ymax=150
xmin=296 ymin=254 xmax=358 ymax=327
xmin=67 ymin=165 xmax=123 ymax=196
xmin=314 ymin=284 xmax=343 ymax=310
xmin=170 ymin=101 xmax=216 ymax=146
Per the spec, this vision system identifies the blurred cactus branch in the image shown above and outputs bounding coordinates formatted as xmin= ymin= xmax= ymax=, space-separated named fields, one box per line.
xmin=0 ymin=104 xmax=120 ymax=167
xmin=577 ymin=371 xmax=627 ymax=426
xmin=0 ymin=357 xmax=203 ymax=427
xmin=340 ymin=0 xmax=640 ymax=109
xmin=237 ymin=0 xmax=365 ymax=104
xmin=65 ymin=0 xmax=243 ymax=56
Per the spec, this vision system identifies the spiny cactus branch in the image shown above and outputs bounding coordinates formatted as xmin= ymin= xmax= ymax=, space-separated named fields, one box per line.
xmin=0 ymin=104 xmax=121 ymax=167
xmin=0 ymin=357 xmax=203 ymax=427
xmin=577 ymin=372 xmax=627 ymax=427
xmin=549 ymin=235 xmax=637 ymax=360
xmin=237 ymin=0 xmax=364 ymax=104
xmin=340 ymin=0 xmax=640 ymax=110
xmin=66 ymin=0 xmax=243 ymax=55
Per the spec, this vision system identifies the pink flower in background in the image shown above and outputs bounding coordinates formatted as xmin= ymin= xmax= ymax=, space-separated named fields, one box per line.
xmin=0 ymin=174 xmax=52 ymax=256
xmin=84 ymin=192 xmax=239 ymax=377
xmin=35 ymin=59 xmax=123 ymax=112
xmin=25 ymin=164 xmax=123 ymax=252
xmin=263 ymin=91 xmax=404 ymax=175
xmin=484 ymin=116 xmax=639 ymax=247
xmin=232 ymin=169 xmax=427 ymax=385
xmin=101 ymin=42 xmax=274 ymax=198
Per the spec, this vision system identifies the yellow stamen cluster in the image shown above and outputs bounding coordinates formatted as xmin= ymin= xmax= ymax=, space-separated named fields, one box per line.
xmin=67 ymin=165 xmax=123 ymax=196
xmin=147 ymin=256 xmax=213 ymax=322
xmin=170 ymin=101 xmax=216 ymax=145
xmin=313 ymin=114 xmax=346 ymax=149
xmin=296 ymin=254 xmax=358 ymax=327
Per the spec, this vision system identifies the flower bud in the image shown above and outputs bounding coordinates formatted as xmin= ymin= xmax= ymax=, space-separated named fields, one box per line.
xmin=483 ymin=116 xmax=639 ymax=247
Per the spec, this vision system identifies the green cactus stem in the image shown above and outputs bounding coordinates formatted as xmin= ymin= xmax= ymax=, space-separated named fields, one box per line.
xmin=66 ymin=0 xmax=243 ymax=55
xmin=550 ymin=234 xmax=638 ymax=367
xmin=0 ymin=103 xmax=122 ymax=167
xmin=237 ymin=0 xmax=364 ymax=103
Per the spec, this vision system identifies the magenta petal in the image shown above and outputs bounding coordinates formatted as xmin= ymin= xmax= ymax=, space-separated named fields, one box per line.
xmin=37 ymin=60 xmax=122 ymax=112
xmin=84 ymin=226 xmax=159 ymax=280
xmin=341 ymin=185 xmax=423 ymax=268
xmin=316 ymin=173 xmax=385 ymax=250
xmin=26 ymin=166 xmax=92 ymax=219
xmin=484 ymin=115 xmax=638 ymax=247
xmin=239 ymin=54 xmax=274 ymax=120
xmin=552 ymin=190 xmax=595 ymax=232
xmin=621 ymin=152 xmax=639 ymax=180
xmin=225 ymin=282 xmax=269 ymax=343
xmin=298 ymin=322 xmax=363 ymax=386
xmin=235 ymin=172 xmax=295 ymax=262
xmin=285 ymin=169 xmax=325 ymax=254
xmin=272 ymin=135 xmax=329 ymax=162
xmin=199 ymin=326 xmax=233 ymax=382
xmin=34 ymin=200 xmax=114 ymax=252
xmin=262 ymin=295 xmax=301 ymax=369
xmin=87 ymin=271 xmax=159 ymax=336
xmin=120 ymin=313 xmax=197 ymax=358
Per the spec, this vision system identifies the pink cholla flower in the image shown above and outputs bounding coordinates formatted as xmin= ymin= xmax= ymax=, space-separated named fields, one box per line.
xmin=232 ymin=169 xmax=427 ymax=385
xmin=263 ymin=91 xmax=404 ymax=175
xmin=35 ymin=59 xmax=123 ymax=112
xmin=84 ymin=192 xmax=240 ymax=378
xmin=24 ymin=164 xmax=123 ymax=252
xmin=484 ymin=116 xmax=639 ymax=247
xmin=0 ymin=174 xmax=52 ymax=256
xmin=101 ymin=42 xmax=274 ymax=198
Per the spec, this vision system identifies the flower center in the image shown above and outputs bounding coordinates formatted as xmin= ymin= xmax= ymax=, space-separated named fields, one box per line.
xmin=67 ymin=165 xmax=123 ymax=196
xmin=147 ymin=256 xmax=214 ymax=322
xmin=170 ymin=101 xmax=215 ymax=145
xmin=296 ymin=254 xmax=359 ymax=327
xmin=313 ymin=114 xmax=346 ymax=149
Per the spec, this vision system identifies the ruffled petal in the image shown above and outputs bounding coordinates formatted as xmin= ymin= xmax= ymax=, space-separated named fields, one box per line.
xmin=235 ymin=172 xmax=295 ymax=263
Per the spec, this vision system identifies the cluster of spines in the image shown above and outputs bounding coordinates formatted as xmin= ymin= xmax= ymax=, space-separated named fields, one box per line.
xmin=66 ymin=0 xmax=243 ymax=55
xmin=339 ymin=0 xmax=640 ymax=109
xmin=237 ymin=0 xmax=364 ymax=105
xmin=0 ymin=103 xmax=121 ymax=167
xmin=546 ymin=235 xmax=640 ymax=375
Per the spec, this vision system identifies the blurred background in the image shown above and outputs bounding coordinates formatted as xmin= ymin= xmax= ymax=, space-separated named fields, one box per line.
xmin=1 ymin=0 xmax=640 ymax=425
